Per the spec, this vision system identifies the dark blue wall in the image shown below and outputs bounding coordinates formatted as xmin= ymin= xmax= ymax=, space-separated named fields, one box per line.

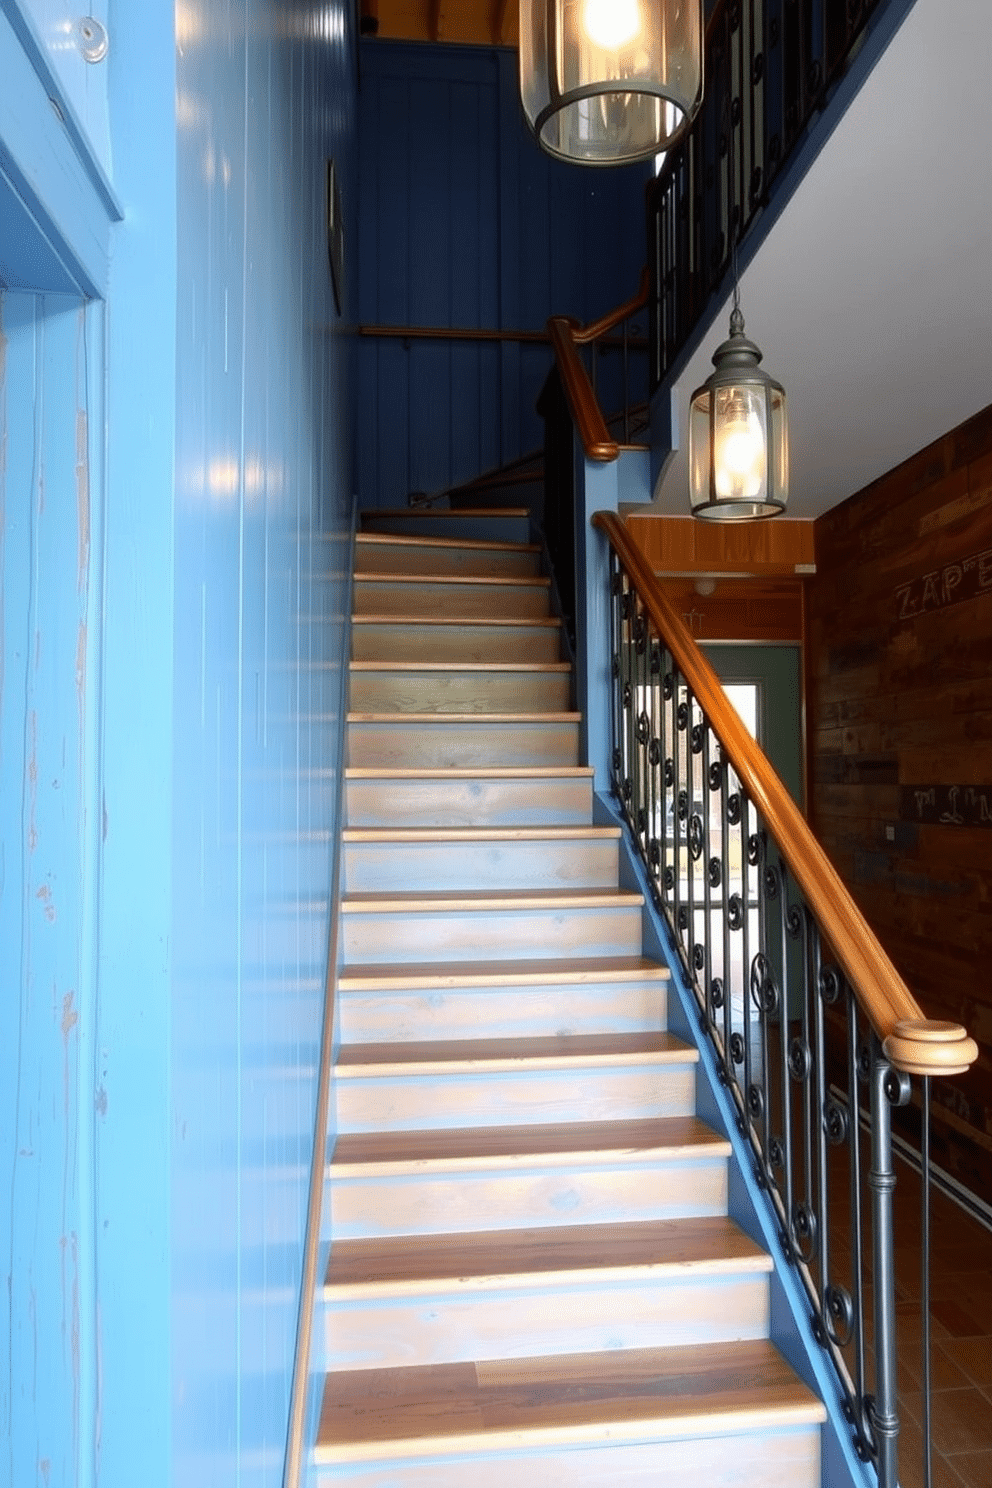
xmin=356 ymin=41 xmax=650 ymax=509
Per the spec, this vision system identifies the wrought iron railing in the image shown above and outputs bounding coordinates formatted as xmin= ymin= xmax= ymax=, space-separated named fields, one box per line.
xmin=538 ymin=280 xmax=650 ymax=648
xmin=593 ymin=511 xmax=977 ymax=1488
xmin=649 ymin=0 xmax=896 ymax=388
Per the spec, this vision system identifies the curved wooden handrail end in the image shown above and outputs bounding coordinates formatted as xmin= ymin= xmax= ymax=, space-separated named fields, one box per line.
xmin=884 ymin=1020 xmax=980 ymax=1078
xmin=547 ymin=317 xmax=619 ymax=464
xmin=592 ymin=509 xmax=978 ymax=1080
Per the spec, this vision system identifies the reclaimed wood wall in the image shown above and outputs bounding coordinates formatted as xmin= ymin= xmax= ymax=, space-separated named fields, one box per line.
xmin=807 ymin=403 xmax=992 ymax=1201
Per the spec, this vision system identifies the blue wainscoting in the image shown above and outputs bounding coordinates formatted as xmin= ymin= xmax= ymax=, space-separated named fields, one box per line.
xmin=357 ymin=41 xmax=650 ymax=510
xmin=1 ymin=2 xmax=358 ymax=1485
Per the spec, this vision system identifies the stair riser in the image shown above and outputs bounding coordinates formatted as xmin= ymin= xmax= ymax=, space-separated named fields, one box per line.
xmin=335 ymin=1064 xmax=696 ymax=1133
xmin=336 ymin=980 xmax=669 ymax=1044
xmin=351 ymin=622 xmax=562 ymax=664
xmin=355 ymin=539 xmax=541 ymax=578
xmin=329 ymin=1157 xmax=729 ymax=1239
xmin=361 ymin=513 xmax=532 ymax=545
xmin=324 ymin=1271 xmax=769 ymax=1371
xmin=314 ymin=1425 xmax=820 ymax=1486
xmin=342 ymin=838 xmax=620 ymax=893
xmin=344 ymin=774 xmax=593 ymax=827
xmin=341 ymin=905 xmax=643 ymax=965
xmin=346 ymin=720 xmax=580 ymax=769
xmin=348 ymin=670 xmax=571 ymax=715
xmin=354 ymin=579 xmax=550 ymax=619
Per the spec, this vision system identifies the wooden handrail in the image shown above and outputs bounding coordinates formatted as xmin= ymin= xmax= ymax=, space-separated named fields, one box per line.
xmin=547 ymin=317 xmax=620 ymax=462
xmin=593 ymin=510 xmax=978 ymax=1079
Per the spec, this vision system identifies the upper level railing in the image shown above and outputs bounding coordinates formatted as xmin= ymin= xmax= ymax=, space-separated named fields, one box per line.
xmin=649 ymin=0 xmax=895 ymax=389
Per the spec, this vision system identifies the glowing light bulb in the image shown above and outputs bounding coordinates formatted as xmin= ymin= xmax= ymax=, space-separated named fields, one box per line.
xmin=714 ymin=391 xmax=765 ymax=500
xmin=582 ymin=0 xmax=641 ymax=49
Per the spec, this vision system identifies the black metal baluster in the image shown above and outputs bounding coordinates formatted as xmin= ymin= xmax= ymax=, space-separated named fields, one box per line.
xmin=776 ymin=858 xmax=795 ymax=1261
xmin=921 ymin=1075 xmax=932 ymax=1488
xmin=870 ymin=1043 xmax=909 ymax=1488
xmin=848 ymin=995 xmax=870 ymax=1459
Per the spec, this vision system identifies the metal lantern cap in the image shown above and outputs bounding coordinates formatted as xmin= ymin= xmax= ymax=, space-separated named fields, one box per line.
xmin=688 ymin=305 xmax=789 ymax=521
xmin=519 ymin=0 xmax=703 ymax=166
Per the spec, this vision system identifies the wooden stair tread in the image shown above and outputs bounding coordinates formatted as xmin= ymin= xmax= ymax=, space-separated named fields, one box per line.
xmin=331 ymin=1116 xmax=729 ymax=1174
xmin=335 ymin=1031 xmax=696 ymax=1076
xmin=363 ymin=507 xmax=532 ymax=520
xmin=344 ymin=766 xmax=594 ymax=779
xmin=355 ymin=572 xmax=550 ymax=588
xmin=352 ymin=615 xmax=562 ymax=628
xmin=347 ymin=711 xmax=581 ymax=724
xmin=317 ymin=1339 xmax=825 ymax=1460
xmin=356 ymin=532 xmax=541 ymax=555
xmin=342 ymin=826 xmax=620 ymax=843
xmin=349 ymin=661 xmax=572 ymax=673
xmin=339 ymin=956 xmax=670 ymax=989
xmin=324 ymin=1216 xmax=771 ymax=1294
xmin=340 ymin=889 xmax=644 ymax=912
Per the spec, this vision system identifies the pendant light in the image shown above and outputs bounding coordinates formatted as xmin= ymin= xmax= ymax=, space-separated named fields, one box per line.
xmin=688 ymin=291 xmax=789 ymax=521
xmin=519 ymin=0 xmax=703 ymax=166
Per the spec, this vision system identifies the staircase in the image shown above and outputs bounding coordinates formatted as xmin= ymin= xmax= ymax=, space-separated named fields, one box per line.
xmin=314 ymin=508 xmax=826 ymax=1485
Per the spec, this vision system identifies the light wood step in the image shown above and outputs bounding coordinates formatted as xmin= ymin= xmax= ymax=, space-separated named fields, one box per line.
xmin=360 ymin=507 xmax=532 ymax=545
xmin=350 ymin=616 xmax=564 ymax=664
xmin=339 ymin=888 xmax=645 ymax=965
xmin=328 ymin=1116 xmax=731 ymax=1238
xmin=355 ymin=531 xmax=542 ymax=578
xmin=353 ymin=574 xmax=551 ymax=619
xmin=348 ymin=662 xmax=572 ymax=715
xmin=316 ymin=1339 xmax=825 ymax=1483
xmin=341 ymin=826 xmax=621 ymax=893
xmin=344 ymin=767 xmax=594 ymax=827
xmin=336 ymin=955 xmax=671 ymax=1043
xmin=345 ymin=714 xmax=581 ymax=769
xmin=322 ymin=1216 xmax=772 ymax=1369
xmin=334 ymin=1032 xmax=698 ymax=1133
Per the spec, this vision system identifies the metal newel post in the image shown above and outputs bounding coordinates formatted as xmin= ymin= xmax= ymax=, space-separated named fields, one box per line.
xmin=869 ymin=1042 xmax=908 ymax=1488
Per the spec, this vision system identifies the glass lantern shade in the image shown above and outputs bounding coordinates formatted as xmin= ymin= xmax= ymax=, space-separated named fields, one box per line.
xmin=519 ymin=0 xmax=703 ymax=166
xmin=689 ymin=308 xmax=788 ymax=520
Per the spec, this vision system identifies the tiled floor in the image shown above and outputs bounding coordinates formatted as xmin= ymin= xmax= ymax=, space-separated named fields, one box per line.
xmin=837 ymin=1157 xmax=992 ymax=1488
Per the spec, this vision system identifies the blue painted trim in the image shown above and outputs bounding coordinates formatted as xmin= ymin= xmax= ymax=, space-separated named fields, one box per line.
xmin=0 ymin=0 xmax=122 ymax=221
xmin=292 ymin=502 xmax=359 ymax=1488
xmin=76 ymin=295 xmax=106 ymax=1488
xmin=574 ymin=446 xmax=618 ymax=793
xmin=595 ymin=788 xmax=877 ymax=1488
xmin=0 ymin=7 xmax=113 ymax=294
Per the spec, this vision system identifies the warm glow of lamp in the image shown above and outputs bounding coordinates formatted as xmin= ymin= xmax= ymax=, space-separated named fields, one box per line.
xmin=689 ymin=305 xmax=788 ymax=521
xmin=582 ymin=0 xmax=640 ymax=50
xmin=519 ymin=0 xmax=703 ymax=165
xmin=713 ymin=389 xmax=765 ymax=501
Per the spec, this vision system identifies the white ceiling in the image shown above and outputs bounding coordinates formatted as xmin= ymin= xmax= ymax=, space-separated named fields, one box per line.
xmin=650 ymin=0 xmax=992 ymax=520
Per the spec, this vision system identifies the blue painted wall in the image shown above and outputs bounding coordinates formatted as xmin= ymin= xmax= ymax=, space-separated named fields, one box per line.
xmin=1 ymin=1 xmax=357 ymax=1484
xmin=356 ymin=41 xmax=650 ymax=509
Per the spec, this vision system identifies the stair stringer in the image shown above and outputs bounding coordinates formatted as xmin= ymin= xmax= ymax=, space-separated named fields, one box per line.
xmin=595 ymin=789 xmax=876 ymax=1488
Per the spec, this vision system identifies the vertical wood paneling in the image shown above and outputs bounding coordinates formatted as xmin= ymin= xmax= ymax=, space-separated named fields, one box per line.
xmin=808 ymin=403 xmax=992 ymax=1199
xmin=357 ymin=40 xmax=651 ymax=509
xmin=2 ymin=1 xmax=358 ymax=1485
xmin=0 ymin=291 xmax=97 ymax=1488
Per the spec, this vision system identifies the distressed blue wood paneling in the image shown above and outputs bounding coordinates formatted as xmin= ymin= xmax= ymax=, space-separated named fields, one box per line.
xmin=161 ymin=5 xmax=358 ymax=1485
xmin=1 ymin=1 xmax=357 ymax=1486
xmin=0 ymin=290 xmax=100 ymax=1488
xmin=356 ymin=40 xmax=650 ymax=510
